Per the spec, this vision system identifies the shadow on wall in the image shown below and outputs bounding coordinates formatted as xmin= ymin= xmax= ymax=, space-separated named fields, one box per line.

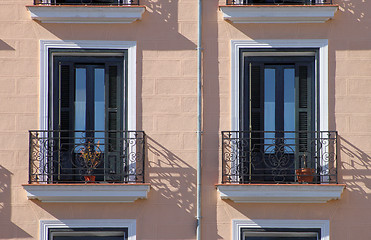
xmin=339 ymin=136 xmax=371 ymax=198
xmin=147 ymin=136 xmax=196 ymax=215
xmin=32 ymin=0 xmax=197 ymax=51
xmin=0 ymin=165 xmax=31 ymax=238
xmin=338 ymin=0 xmax=367 ymax=23
xmin=0 ymin=40 xmax=15 ymax=51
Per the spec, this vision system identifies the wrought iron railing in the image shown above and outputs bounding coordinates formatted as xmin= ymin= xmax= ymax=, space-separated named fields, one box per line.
xmin=33 ymin=0 xmax=139 ymax=6
xmin=221 ymin=131 xmax=338 ymax=184
xmin=226 ymin=0 xmax=333 ymax=5
xmin=29 ymin=130 xmax=145 ymax=184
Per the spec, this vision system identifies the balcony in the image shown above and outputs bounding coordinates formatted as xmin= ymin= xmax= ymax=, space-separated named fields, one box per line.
xmin=216 ymin=131 xmax=345 ymax=203
xmin=33 ymin=0 xmax=139 ymax=5
xmin=220 ymin=0 xmax=338 ymax=23
xmin=226 ymin=0 xmax=333 ymax=5
xmin=23 ymin=130 xmax=150 ymax=203
xmin=27 ymin=0 xmax=145 ymax=23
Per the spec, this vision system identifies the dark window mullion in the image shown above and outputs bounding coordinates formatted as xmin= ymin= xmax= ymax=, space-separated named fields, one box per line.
xmin=85 ymin=65 xmax=95 ymax=135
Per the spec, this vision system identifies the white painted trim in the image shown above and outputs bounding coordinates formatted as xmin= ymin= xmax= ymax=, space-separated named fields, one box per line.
xmin=217 ymin=184 xmax=345 ymax=203
xmin=24 ymin=184 xmax=150 ymax=202
xmin=27 ymin=6 xmax=145 ymax=24
xmin=232 ymin=219 xmax=329 ymax=240
xmin=220 ymin=6 xmax=338 ymax=23
xmin=230 ymin=39 xmax=329 ymax=132
xmin=40 ymin=40 xmax=137 ymax=132
xmin=40 ymin=219 xmax=136 ymax=240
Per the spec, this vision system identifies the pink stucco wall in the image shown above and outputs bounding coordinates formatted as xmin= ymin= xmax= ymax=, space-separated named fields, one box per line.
xmin=0 ymin=0 xmax=371 ymax=239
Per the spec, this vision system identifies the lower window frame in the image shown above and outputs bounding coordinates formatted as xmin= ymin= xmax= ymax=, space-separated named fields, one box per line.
xmin=40 ymin=219 xmax=136 ymax=240
xmin=232 ymin=219 xmax=329 ymax=240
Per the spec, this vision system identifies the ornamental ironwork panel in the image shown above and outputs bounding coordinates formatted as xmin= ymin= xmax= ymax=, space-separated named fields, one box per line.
xmin=33 ymin=0 xmax=139 ymax=5
xmin=221 ymin=131 xmax=338 ymax=184
xmin=225 ymin=0 xmax=333 ymax=5
xmin=29 ymin=130 xmax=145 ymax=183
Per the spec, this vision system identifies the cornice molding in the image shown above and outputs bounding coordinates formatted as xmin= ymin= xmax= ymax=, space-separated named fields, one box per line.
xmin=27 ymin=5 xmax=145 ymax=23
xmin=217 ymin=184 xmax=345 ymax=203
xmin=23 ymin=184 xmax=150 ymax=202
xmin=220 ymin=5 xmax=338 ymax=23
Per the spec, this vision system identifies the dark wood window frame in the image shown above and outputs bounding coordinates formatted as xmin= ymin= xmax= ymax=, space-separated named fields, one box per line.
xmin=241 ymin=227 xmax=321 ymax=240
xmin=47 ymin=49 xmax=129 ymax=182
xmin=48 ymin=227 xmax=128 ymax=240
xmin=239 ymin=49 xmax=319 ymax=183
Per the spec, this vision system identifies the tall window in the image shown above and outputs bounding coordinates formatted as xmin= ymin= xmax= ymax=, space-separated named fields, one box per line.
xmin=49 ymin=51 xmax=127 ymax=182
xmin=51 ymin=0 xmax=133 ymax=5
xmin=48 ymin=228 xmax=128 ymax=240
xmin=231 ymin=0 xmax=317 ymax=5
xmin=241 ymin=228 xmax=321 ymax=240
xmin=240 ymin=53 xmax=316 ymax=182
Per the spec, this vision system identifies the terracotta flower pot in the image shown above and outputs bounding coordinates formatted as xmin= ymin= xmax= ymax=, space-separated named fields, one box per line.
xmin=84 ymin=175 xmax=96 ymax=182
xmin=296 ymin=168 xmax=315 ymax=183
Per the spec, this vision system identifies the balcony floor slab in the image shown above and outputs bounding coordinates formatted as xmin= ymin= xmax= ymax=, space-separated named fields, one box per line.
xmin=216 ymin=184 xmax=345 ymax=203
xmin=219 ymin=5 xmax=338 ymax=23
xmin=27 ymin=5 xmax=145 ymax=23
xmin=23 ymin=183 xmax=150 ymax=202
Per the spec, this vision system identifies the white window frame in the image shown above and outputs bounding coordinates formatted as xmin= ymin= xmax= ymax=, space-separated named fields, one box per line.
xmin=230 ymin=39 xmax=329 ymax=182
xmin=232 ymin=219 xmax=329 ymax=240
xmin=231 ymin=39 xmax=328 ymax=133
xmin=40 ymin=40 xmax=137 ymax=132
xmin=38 ymin=40 xmax=137 ymax=183
xmin=40 ymin=219 xmax=136 ymax=240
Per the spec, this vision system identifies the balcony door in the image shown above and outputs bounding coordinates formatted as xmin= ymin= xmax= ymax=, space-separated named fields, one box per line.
xmin=241 ymin=56 xmax=315 ymax=182
xmin=50 ymin=55 xmax=126 ymax=182
xmin=241 ymin=228 xmax=320 ymax=240
xmin=234 ymin=0 xmax=314 ymax=4
xmin=54 ymin=0 xmax=124 ymax=5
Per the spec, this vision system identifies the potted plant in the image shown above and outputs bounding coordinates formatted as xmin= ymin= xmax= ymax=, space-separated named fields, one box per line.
xmin=296 ymin=153 xmax=315 ymax=183
xmin=79 ymin=141 xmax=102 ymax=182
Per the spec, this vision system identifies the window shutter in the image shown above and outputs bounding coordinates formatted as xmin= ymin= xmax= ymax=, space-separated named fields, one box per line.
xmin=105 ymin=64 xmax=124 ymax=181
xmin=250 ymin=64 xmax=263 ymax=153
xmin=59 ymin=64 xmax=74 ymax=133
xmin=296 ymin=63 xmax=313 ymax=168
xmin=57 ymin=62 xmax=74 ymax=181
xmin=242 ymin=60 xmax=264 ymax=183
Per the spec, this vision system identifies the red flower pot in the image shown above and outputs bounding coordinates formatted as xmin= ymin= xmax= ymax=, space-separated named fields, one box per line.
xmin=84 ymin=175 xmax=96 ymax=182
xmin=296 ymin=168 xmax=315 ymax=183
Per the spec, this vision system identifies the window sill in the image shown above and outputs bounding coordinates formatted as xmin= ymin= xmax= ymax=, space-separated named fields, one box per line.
xmin=26 ymin=5 xmax=145 ymax=23
xmin=216 ymin=184 xmax=345 ymax=203
xmin=219 ymin=5 xmax=338 ymax=23
xmin=23 ymin=183 xmax=150 ymax=202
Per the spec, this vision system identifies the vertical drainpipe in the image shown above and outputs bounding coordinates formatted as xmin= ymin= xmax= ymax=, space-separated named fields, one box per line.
xmin=196 ymin=0 xmax=202 ymax=239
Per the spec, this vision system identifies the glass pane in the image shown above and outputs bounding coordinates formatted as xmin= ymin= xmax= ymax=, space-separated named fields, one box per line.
xmin=244 ymin=237 xmax=317 ymax=240
xmin=284 ymin=68 xmax=295 ymax=153
xmin=75 ymin=68 xmax=86 ymax=135
xmin=94 ymin=68 xmax=105 ymax=150
xmin=243 ymin=231 xmax=318 ymax=240
xmin=264 ymin=68 xmax=275 ymax=152
xmin=54 ymin=237 xmax=124 ymax=240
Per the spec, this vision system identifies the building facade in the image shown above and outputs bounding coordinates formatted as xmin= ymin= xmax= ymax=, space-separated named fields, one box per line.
xmin=0 ymin=0 xmax=370 ymax=239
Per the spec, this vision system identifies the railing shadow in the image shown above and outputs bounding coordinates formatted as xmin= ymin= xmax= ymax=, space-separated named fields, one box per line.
xmin=337 ymin=0 xmax=367 ymax=24
xmin=338 ymin=135 xmax=371 ymax=200
xmin=147 ymin=136 xmax=196 ymax=215
xmin=0 ymin=165 xmax=31 ymax=238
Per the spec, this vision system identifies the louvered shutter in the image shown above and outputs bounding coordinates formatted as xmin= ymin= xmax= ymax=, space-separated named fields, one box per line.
xmin=241 ymin=59 xmax=264 ymax=183
xmin=57 ymin=62 xmax=74 ymax=181
xmin=295 ymin=63 xmax=313 ymax=168
xmin=105 ymin=63 xmax=124 ymax=181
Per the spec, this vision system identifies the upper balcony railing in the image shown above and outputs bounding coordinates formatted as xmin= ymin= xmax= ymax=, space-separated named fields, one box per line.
xmin=226 ymin=0 xmax=333 ymax=5
xmin=221 ymin=131 xmax=338 ymax=184
xmin=33 ymin=0 xmax=139 ymax=6
xmin=29 ymin=130 xmax=145 ymax=184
